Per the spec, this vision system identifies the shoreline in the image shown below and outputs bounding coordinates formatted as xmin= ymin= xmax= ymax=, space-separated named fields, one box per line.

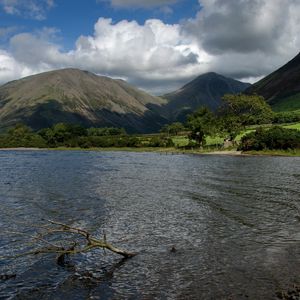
xmin=0 ymin=147 xmax=299 ymax=157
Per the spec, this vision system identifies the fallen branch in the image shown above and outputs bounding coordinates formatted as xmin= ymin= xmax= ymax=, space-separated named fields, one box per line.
xmin=1 ymin=219 xmax=136 ymax=265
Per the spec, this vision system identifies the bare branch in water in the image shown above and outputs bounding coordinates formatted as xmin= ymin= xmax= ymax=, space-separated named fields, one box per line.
xmin=0 ymin=219 xmax=136 ymax=264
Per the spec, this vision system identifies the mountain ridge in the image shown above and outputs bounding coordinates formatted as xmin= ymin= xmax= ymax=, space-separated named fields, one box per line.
xmin=246 ymin=52 xmax=300 ymax=111
xmin=0 ymin=68 xmax=168 ymax=133
xmin=161 ymin=72 xmax=251 ymax=122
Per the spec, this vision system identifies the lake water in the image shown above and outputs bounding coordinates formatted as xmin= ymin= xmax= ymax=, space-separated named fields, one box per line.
xmin=0 ymin=151 xmax=300 ymax=299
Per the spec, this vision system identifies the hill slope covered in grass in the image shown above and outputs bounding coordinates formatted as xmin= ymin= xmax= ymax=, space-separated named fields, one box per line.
xmin=0 ymin=68 xmax=168 ymax=133
xmin=247 ymin=52 xmax=300 ymax=111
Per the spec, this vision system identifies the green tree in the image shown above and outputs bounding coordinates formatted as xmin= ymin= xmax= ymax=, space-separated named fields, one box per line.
xmin=187 ymin=107 xmax=216 ymax=147
xmin=38 ymin=123 xmax=88 ymax=147
xmin=8 ymin=123 xmax=32 ymax=138
xmin=2 ymin=124 xmax=47 ymax=148
xmin=239 ymin=126 xmax=300 ymax=151
xmin=160 ymin=122 xmax=185 ymax=136
xmin=87 ymin=127 xmax=126 ymax=137
xmin=219 ymin=94 xmax=274 ymax=141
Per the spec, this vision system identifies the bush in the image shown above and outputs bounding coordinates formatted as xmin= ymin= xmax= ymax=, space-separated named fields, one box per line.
xmin=273 ymin=111 xmax=300 ymax=124
xmin=238 ymin=126 xmax=300 ymax=151
xmin=77 ymin=136 xmax=140 ymax=148
xmin=0 ymin=124 xmax=47 ymax=148
xmin=87 ymin=127 xmax=126 ymax=136
xmin=148 ymin=136 xmax=174 ymax=147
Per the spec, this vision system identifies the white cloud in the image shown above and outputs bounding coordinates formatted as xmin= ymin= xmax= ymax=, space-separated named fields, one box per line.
xmin=182 ymin=0 xmax=300 ymax=81
xmin=0 ymin=18 xmax=209 ymax=93
xmin=0 ymin=50 xmax=34 ymax=83
xmin=188 ymin=0 xmax=300 ymax=56
xmin=72 ymin=18 xmax=210 ymax=93
xmin=0 ymin=0 xmax=54 ymax=20
xmin=0 ymin=0 xmax=300 ymax=94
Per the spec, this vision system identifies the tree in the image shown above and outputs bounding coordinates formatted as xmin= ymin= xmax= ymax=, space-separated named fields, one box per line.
xmin=218 ymin=94 xmax=274 ymax=141
xmin=38 ymin=123 xmax=88 ymax=147
xmin=238 ymin=126 xmax=300 ymax=151
xmin=187 ymin=107 xmax=217 ymax=147
xmin=3 ymin=124 xmax=47 ymax=148
xmin=7 ymin=123 xmax=32 ymax=138
xmin=38 ymin=123 xmax=70 ymax=146
xmin=160 ymin=122 xmax=185 ymax=136
xmin=87 ymin=127 xmax=127 ymax=137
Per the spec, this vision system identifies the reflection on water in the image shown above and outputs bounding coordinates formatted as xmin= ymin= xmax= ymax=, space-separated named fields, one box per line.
xmin=0 ymin=151 xmax=300 ymax=299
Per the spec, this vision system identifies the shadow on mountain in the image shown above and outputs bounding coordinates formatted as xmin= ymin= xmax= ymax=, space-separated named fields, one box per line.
xmin=3 ymin=100 xmax=168 ymax=133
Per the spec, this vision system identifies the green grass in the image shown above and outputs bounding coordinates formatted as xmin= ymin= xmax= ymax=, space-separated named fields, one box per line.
xmin=172 ymin=122 xmax=300 ymax=146
xmin=272 ymin=94 xmax=300 ymax=112
xmin=205 ymin=135 xmax=224 ymax=145
xmin=243 ymin=149 xmax=300 ymax=157
xmin=52 ymin=146 xmax=178 ymax=153
xmin=236 ymin=122 xmax=300 ymax=141
xmin=172 ymin=134 xmax=225 ymax=147
xmin=172 ymin=135 xmax=189 ymax=147
xmin=284 ymin=123 xmax=300 ymax=130
xmin=50 ymin=146 xmax=300 ymax=157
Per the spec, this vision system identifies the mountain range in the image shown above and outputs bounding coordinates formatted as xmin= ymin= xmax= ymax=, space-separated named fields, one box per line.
xmin=0 ymin=51 xmax=299 ymax=132
xmin=0 ymin=70 xmax=249 ymax=132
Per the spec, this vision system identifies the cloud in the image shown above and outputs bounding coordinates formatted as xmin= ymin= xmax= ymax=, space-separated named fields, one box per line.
xmin=183 ymin=0 xmax=300 ymax=79
xmin=98 ymin=0 xmax=179 ymax=8
xmin=0 ymin=26 xmax=18 ymax=40
xmin=187 ymin=0 xmax=300 ymax=55
xmin=1 ymin=18 xmax=209 ymax=93
xmin=0 ymin=0 xmax=300 ymax=94
xmin=0 ymin=50 xmax=34 ymax=83
xmin=0 ymin=0 xmax=54 ymax=20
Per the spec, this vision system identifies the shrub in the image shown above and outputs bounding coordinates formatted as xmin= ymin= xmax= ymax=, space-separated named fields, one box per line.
xmin=273 ymin=111 xmax=300 ymax=124
xmin=148 ymin=136 xmax=174 ymax=147
xmin=238 ymin=126 xmax=300 ymax=151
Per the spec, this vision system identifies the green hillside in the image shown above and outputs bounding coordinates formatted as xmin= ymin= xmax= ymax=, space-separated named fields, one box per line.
xmin=272 ymin=93 xmax=300 ymax=112
xmin=246 ymin=52 xmax=300 ymax=112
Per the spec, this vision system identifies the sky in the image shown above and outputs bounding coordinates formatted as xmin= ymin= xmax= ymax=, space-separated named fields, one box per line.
xmin=0 ymin=0 xmax=299 ymax=95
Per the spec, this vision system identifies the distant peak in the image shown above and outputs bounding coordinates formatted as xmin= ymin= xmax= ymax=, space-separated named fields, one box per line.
xmin=203 ymin=72 xmax=218 ymax=76
xmin=193 ymin=72 xmax=226 ymax=80
xmin=43 ymin=68 xmax=96 ymax=76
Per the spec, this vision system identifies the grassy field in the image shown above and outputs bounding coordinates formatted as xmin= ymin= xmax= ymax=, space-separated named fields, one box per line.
xmin=284 ymin=123 xmax=300 ymax=130
xmin=51 ymin=146 xmax=300 ymax=157
xmin=243 ymin=149 xmax=300 ymax=156
xmin=272 ymin=94 xmax=300 ymax=112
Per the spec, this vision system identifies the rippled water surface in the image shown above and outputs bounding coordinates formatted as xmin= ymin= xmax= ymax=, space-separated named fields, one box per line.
xmin=0 ymin=151 xmax=300 ymax=299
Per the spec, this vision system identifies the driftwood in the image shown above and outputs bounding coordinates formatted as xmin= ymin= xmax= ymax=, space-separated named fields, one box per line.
xmin=1 ymin=219 xmax=136 ymax=265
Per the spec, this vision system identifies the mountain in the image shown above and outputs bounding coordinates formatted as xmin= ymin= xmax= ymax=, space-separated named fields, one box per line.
xmin=246 ymin=52 xmax=300 ymax=111
xmin=161 ymin=72 xmax=251 ymax=122
xmin=0 ymin=68 xmax=168 ymax=133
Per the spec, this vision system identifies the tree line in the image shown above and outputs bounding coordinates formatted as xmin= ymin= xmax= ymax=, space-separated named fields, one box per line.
xmin=0 ymin=123 xmax=174 ymax=149
xmin=163 ymin=93 xmax=300 ymax=151
xmin=0 ymin=94 xmax=299 ymax=151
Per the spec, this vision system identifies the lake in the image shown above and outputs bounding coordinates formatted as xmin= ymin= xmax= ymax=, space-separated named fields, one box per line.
xmin=0 ymin=150 xmax=300 ymax=299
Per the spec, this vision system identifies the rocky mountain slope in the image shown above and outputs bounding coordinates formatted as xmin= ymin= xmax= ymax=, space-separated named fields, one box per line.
xmin=0 ymin=68 xmax=167 ymax=133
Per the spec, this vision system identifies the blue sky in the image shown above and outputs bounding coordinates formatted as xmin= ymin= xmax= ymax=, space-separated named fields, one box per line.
xmin=0 ymin=0 xmax=299 ymax=94
xmin=0 ymin=0 xmax=200 ymax=49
